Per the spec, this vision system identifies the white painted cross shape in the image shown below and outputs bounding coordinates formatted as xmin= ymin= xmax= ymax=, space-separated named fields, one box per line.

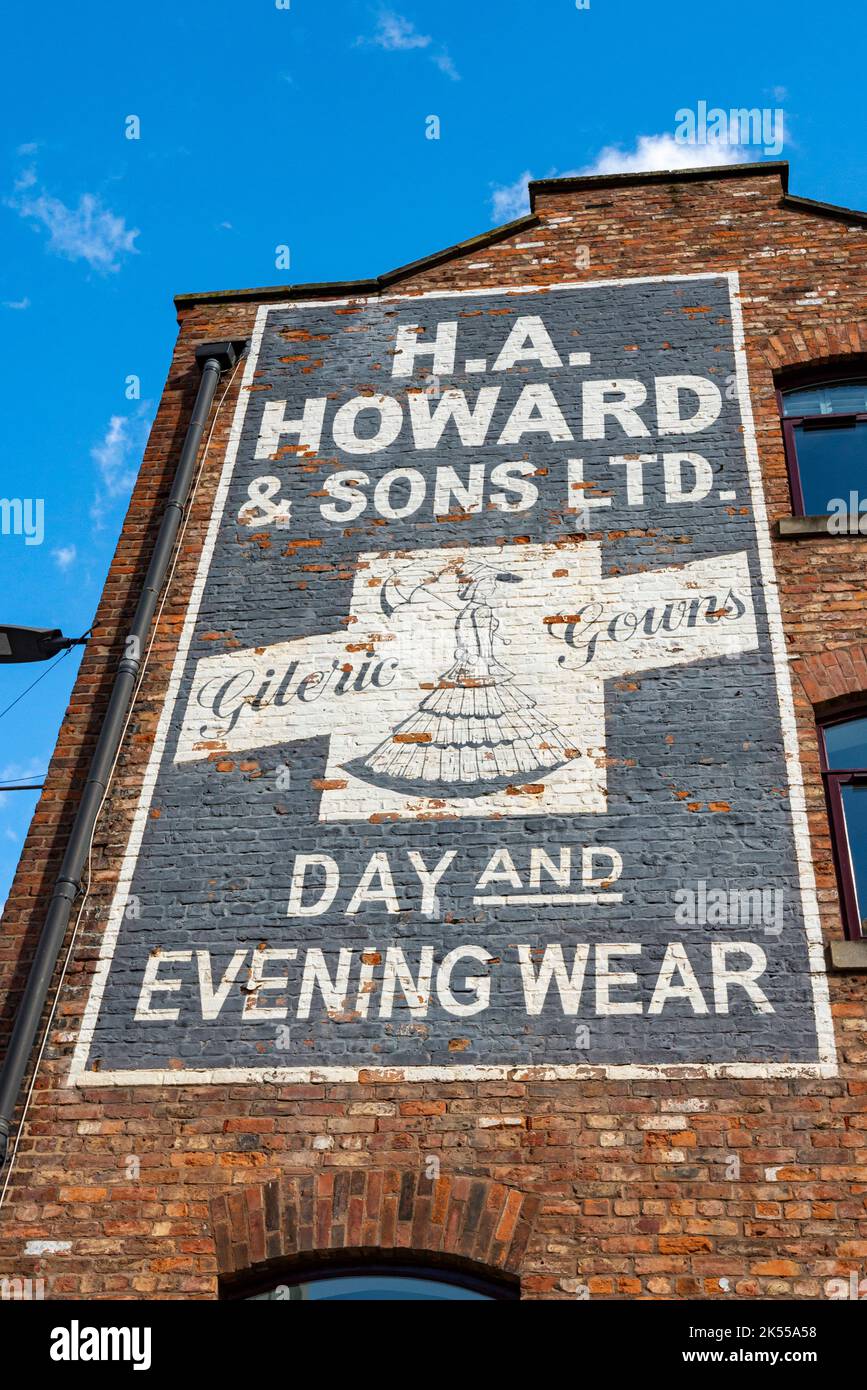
xmin=174 ymin=541 xmax=758 ymax=821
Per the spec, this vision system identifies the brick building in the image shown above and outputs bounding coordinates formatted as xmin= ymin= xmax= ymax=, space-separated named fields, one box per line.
xmin=1 ymin=160 xmax=866 ymax=1302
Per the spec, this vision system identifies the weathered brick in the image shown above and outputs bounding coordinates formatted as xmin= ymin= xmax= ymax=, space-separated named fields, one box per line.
xmin=0 ymin=162 xmax=864 ymax=1303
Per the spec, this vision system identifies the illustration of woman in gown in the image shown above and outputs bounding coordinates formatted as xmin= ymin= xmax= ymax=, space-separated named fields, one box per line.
xmin=343 ymin=560 xmax=578 ymax=798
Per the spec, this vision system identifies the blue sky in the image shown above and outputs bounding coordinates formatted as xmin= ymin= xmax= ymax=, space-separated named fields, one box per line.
xmin=1 ymin=0 xmax=864 ymax=907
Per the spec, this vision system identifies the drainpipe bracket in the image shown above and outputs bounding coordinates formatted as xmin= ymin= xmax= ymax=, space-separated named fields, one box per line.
xmin=194 ymin=340 xmax=248 ymax=373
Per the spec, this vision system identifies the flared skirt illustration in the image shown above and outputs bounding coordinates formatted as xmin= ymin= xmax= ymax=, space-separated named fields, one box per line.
xmin=343 ymin=672 xmax=577 ymax=797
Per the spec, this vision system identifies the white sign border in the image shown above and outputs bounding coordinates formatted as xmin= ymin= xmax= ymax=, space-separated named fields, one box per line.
xmin=68 ymin=270 xmax=838 ymax=1085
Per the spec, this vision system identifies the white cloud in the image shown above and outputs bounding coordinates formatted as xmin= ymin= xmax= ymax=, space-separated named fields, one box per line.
xmin=580 ymin=132 xmax=747 ymax=176
xmin=365 ymin=11 xmax=431 ymax=50
xmin=432 ymin=50 xmax=460 ymax=81
xmin=3 ymin=297 xmax=30 ymax=310
xmin=358 ymin=10 xmax=459 ymax=79
xmin=8 ymin=167 xmax=139 ymax=274
xmin=91 ymin=412 xmax=150 ymax=526
xmin=489 ymin=169 xmax=535 ymax=224
xmin=52 ymin=544 xmax=77 ymax=571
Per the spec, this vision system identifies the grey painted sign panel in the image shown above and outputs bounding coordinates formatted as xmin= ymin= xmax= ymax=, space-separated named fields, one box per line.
xmin=71 ymin=273 xmax=835 ymax=1083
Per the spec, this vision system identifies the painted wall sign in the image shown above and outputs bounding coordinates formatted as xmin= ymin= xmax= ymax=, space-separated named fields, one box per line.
xmin=70 ymin=272 xmax=835 ymax=1084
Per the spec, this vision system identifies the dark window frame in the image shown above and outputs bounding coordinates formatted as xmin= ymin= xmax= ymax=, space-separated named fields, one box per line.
xmin=819 ymin=706 xmax=867 ymax=941
xmin=775 ymin=363 xmax=867 ymax=517
xmin=220 ymin=1254 xmax=520 ymax=1301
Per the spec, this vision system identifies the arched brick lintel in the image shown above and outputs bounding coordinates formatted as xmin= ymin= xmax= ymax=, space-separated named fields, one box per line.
xmin=753 ymin=321 xmax=867 ymax=374
xmin=211 ymin=1170 xmax=541 ymax=1290
xmin=791 ymin=642 xmax=867 ymax=715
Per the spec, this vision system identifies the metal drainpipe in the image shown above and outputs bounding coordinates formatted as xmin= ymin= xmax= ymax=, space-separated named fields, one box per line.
xmin=0 ymin=338 xmax=247 ymax=1170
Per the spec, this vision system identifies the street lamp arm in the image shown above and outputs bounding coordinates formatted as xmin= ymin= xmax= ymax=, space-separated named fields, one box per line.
xmin=0 ymin=626 xmax=89 ymax=664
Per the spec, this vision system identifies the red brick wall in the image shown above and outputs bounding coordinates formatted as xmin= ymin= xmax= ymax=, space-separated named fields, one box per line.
xmin=1 ymin=166 xmax=866 ymax=1300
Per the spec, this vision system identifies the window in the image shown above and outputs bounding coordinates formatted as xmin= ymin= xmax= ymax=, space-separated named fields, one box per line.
xmin=821 ymin=712 xmax=867 ymax=940
xmin=227 ymin=1261 xmax=518 ymax=1301
xmin=778 ymin=375 xmax=867 ymax=517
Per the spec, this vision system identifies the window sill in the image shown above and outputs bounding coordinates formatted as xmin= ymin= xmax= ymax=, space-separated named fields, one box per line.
xmin=776 ymin=515 xmax=867 ymax=539
xmin=828 ymin=939 xmax=867 ymax=972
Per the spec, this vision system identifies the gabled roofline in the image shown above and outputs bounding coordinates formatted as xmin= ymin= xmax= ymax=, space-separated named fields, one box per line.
xmin=528 ymin=160 xmax=791 ymax=201
xmin=174 ymin=161 xmax=867 ymax=309
xmin=530 ymin=162 xmax=867 ymax=227
xmin=781 ymin=192 xmax=867 ymax=226
xmin=174 ymin=212 xmax=540 ymax=309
